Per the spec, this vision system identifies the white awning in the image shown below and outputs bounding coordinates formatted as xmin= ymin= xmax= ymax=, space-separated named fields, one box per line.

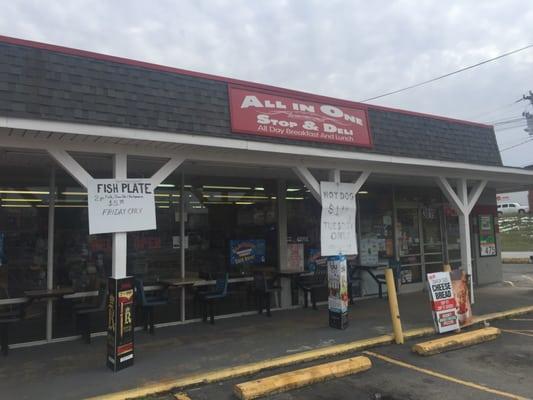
xmin=1 ymin=116 xmax=532 ymax=193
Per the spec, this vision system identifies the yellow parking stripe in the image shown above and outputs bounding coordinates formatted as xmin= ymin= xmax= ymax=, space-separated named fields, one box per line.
xmin=363 ymin=351 xmax=528 ymax=400
xmin=501 ymin=329 xmax=533 ymax=338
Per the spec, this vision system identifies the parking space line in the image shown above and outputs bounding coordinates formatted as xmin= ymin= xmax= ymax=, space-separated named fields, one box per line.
xmin=501 ymin=329 xmax=533 ymax=338
xmin=174 ymin=393 xmax=191 ymax=400
xmin=363 ymin=351 xmax=529 ymax=400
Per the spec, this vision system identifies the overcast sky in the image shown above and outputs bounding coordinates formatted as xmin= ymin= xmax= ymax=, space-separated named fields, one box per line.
xmin=1 ymin=0 xmax=532 ymax=166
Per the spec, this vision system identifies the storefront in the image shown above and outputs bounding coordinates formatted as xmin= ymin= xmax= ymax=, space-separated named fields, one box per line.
xmin=1 ymin=35 xmax=532 ymax=349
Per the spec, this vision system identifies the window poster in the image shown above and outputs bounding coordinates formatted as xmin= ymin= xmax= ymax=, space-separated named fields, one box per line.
xmin=359 ymin=238 xmax=379 ymax=265
xmin=229 ymin=239 xmax=266 ymax=265
xmin=400 ymin=268 xmax=413 ymax=284
xmin=307 ymin=248 xmax=323 ymax=272
xmin=286 ymin=243 xmax=304 ymax=272
xmin=478 ymin=214 xmax=497 ymax=257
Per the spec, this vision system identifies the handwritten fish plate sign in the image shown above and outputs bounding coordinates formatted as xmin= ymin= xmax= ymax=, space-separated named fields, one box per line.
xmin=320 ymin=181 xmax=357 ymax=256
xmin=88 ymin=179 xmax=156 ymax=235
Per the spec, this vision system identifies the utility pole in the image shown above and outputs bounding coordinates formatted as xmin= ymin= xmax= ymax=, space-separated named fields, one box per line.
xmin=523 ymin=91 xmax=533 ymax=135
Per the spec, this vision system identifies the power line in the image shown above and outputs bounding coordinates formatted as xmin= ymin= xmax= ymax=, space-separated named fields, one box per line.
xmin=485 ymin=112 xmax=530 ymax=124
xmin=361 ymin=44 xmax=533 ymax=102
xmin=490 ymin=117 xmax=524 ymax=125
xmin=495 ymin=124 xmax=527 ymax=133
xmin=467 ymin=99 xmax=524 ymax=120
xmin=500 ymin=137 xmax=533 ymax=152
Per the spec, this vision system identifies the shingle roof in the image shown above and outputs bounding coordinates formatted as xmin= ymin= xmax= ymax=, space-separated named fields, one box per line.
xmin=0 ymin=40 xmax=502 ymax=166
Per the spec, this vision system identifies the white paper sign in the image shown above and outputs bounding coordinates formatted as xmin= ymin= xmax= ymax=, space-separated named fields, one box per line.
xmin=320 ymin=181 xmax=357 ymax=256
xmin=88 ymin=179 xmax=156 ymax=234
xmin=172 ymin=235 xmax=189 ymax=249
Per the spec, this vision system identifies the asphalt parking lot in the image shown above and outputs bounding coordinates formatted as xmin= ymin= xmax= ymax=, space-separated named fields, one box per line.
xmin=171 ymin=316 xmax=533 ymax=400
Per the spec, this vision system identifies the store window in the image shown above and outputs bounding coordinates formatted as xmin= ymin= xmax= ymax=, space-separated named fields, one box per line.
xmin=287 ymin=184 xmax=320 ymax=270
xmin=397 ymin=207 xmax=422 ymax=284
xmin=444 ymin=207 xmax=461 ymax=268
xmin=287 ymin=184 xmax=323 ymax=303
xmin=182 ymin=176 xmax=278 ymax=318
xmin=395 ymin=187 xmax=446 ymax=283
xmin=421 ymin=206 xmax=444 ymax=274
xmin=126 ymin=184 xmax=183 ymax=326
xmin=52 ymin=179 xmax=112 ymax=338
xmin=358 ymin=187 xmax=394 ymax=265
xmin=127 ymin=186 xmax=182 ymax=281
xmin=0 ymin=153 xmax=50 ymax=343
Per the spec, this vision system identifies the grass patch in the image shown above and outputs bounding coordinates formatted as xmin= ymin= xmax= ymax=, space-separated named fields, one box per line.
xmin=499 ymin=215 xmax=533 ymax=251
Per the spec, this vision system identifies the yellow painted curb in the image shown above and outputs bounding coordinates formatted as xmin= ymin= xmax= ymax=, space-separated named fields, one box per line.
xmin=85 ymin=305 xmax=533 ymax=400
xmin=468 ymin=305 xmax=533 ymax=326
xmin=86 ymin=335 xmax=391 ymax=400
xmin=174 ymin=393 xmax=191 ymax=400
xmin=403 ymin=326 xmax=436 ymax=339
xmin=233 ymin=356 xmax=372 ymax=400
xmin=412 ymin=327 xmax=501 ymax=356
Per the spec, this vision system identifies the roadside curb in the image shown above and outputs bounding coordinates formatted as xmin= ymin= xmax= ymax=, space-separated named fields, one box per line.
xmin=233 ymin=356 xmax=372 ymax=399
xmin=85 ymin=305 xmax=533 ymax=400
xmin=469 ymin=305 xmax=533 ymax=325
xmin=412 ymin=327 xmax=501 ymax=356
xmin=502 ymin=258 xmax=531 ymax=264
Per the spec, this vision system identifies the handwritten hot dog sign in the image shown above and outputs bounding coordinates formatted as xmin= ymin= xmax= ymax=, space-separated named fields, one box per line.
xmin=320 ymin=181 xmax=357 ymax=256
xmin=228 ymin=86 xmax=372 ymax=147
xmin=88 ymin=179 xmax=156 ymax=234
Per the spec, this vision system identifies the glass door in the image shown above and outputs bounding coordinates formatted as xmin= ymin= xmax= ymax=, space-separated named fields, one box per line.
xmin=396 ymin=207 xmax=424 ymax=290
xmin=421 ymin=206 xmax=444 ymax=275
xmin=444 ymin=208 xmax=462 ymax=268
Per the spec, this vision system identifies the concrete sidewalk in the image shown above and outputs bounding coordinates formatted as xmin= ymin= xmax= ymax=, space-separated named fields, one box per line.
xmin=1 ymin=283 xmax=532 ymax=400
xmin=502 ymin=251 xmax=533 ymax=263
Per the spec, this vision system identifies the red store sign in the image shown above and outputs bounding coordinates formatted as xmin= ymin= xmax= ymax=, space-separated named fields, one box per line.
xmin=228 ymin=86 xmax=372 ymax=147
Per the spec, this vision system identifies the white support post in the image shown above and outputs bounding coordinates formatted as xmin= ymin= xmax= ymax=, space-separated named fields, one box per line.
xmin=328 ymin=169 xmax=341 ymax=183
xmin=150 ymin=157 xmax=185 ymax=187
xmin=352 ymin=172 xmax=370 ymax=259
xmin=277 ymin=180 xmax=291 ymax=309
xmin=112 ymin=153 xmax=128 ymax=279
xmin=180 ymin=172 xmax=186 ymax=322
xmin=436 ymin=177 xmax=487 ymax=304
xmin=292 ymin=166 xmax=321 ymax=204
xmin=457 ymin=178 xmax=468 ymax=206
xmin=466 ymin=180 xmax=488 ymax=214
xmin=436 ymin=177 xmax=466 ymax=214
xmin=46 ymin=167 xmax=56 ymax=342
xmin=277 ymin=179 xmax=288 ymax=272
xmin=47 ymin=148 xmax=93 ymax=188
xmin=354 ymin=171 xmax=371 ymax=194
